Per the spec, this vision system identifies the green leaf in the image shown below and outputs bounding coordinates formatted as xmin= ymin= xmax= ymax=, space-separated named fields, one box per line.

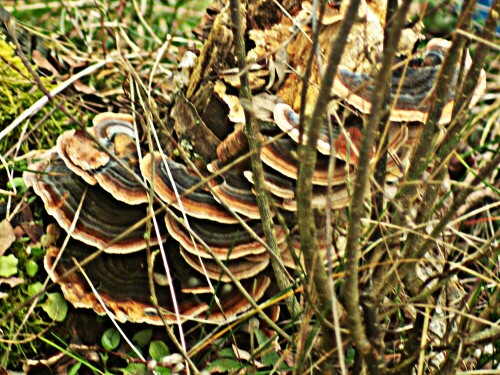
xmin=346 ymin=346 xmax=356 ymax=365
xmin=25 ymin=259 xmax=39 ymax=277
xmin=0 ymin=254 xmax=18 ymax=277
xmin=121 ymin=362 xmax=147 ymax=374
xmin=149 ymin=340 xmax=169 ymax=362
xmin=41 ymin=292 xmax=68 ymax=322
xmin=101 ymin=328 xmax=121 ymax=350
xmin=7 ymin=177 xmax=28 ymax=194
xmin=126 ymin=347 xmax=143 ymax=359
xmin=155 ymin=367 xmax=171 ymax=375
xmin=30 ymin=246 xmax=45 ymax=257
xmin=219 ymin=347 xmax=235 ymax=356
xmin=27 ymin=281 xmax=43 ymax=297
xmin=68 ymin=362 xmax=82 ymax=375
xmin=255 ymin=329 xmax=281 ymax=367
xmin=132 ymin=328 xmax=153 ymax=348
xmin=205 ymin=348 xmax=248 ymax=373
xmin=205 ymin=357 xmax=246 ymax=373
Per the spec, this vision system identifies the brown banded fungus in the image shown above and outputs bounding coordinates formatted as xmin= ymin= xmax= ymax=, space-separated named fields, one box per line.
xmin=141 ymin=152 xmax=239 ymax=224
xmin=260 ymin=136 xmax=356 ymax=186
xmin=44 ymin=241 xmax=270 ymax=324
xmin=165 ymin=213 xmax=286 ymax=260
xmin=24 ymin=150 xmax=159 ymax=253
xmin=25 ymin=114 xmax=274 ymax=324
xmin=243 ymin=170 xmax=295 ymax=200
xmin=210 ymin=173 xmax=262 ymax=219
xmin=22 ymin=0 xmax=487 ymax=330
xmin=331 ymin=39 xmax=486 ymax=125
xmin=179 ymin=248 xmax=270 ymax=283
xmin=273 ymin=102 xmax=367 ymax=162
xmin=276 ymin=101 xmax=412 ymax=153
xmin=57 ymin=113 xmax=148 ymax=205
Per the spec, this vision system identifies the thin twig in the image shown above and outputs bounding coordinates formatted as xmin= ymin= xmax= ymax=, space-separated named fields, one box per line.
xmin=296 ymin=0 xmax=362 ymax=368
xmin=339 ymin=0 xmax=413 ymax=371
xmin=229 ymin=0 xmax=301 ymax=317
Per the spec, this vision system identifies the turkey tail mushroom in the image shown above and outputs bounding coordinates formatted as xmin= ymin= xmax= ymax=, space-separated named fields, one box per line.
xmin=141 ymin=152 xmax=239 ymax=224
xmin=57 ymin=113 xmax=148 ymax=205
xmin=44 ymin=240 xmax=271 ymax=324
xmin=331 ymin=38 xmax=486 ymax=125
xmin=21 ymin=20 xmax=488 ymax=330
xmin=23 ymin=149 xmax=161 ymax=253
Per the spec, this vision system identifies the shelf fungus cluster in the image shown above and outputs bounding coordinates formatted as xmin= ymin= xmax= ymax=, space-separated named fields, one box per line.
xmin=24 ymin=0 xmax=485 ymax=326
xmin=25 ymin=114 xmax=274 ymax=324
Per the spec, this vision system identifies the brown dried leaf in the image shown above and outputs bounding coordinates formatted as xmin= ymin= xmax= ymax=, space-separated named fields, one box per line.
xmin=214 ymin=80 xmax=246 ymax=123
xmin=19 ymin=222 xmax=44 ymax=243
xmin=32 ymin=50 xmax=59 ymax=75
xmin=248 ymin=24 xmax=291 ymax=61
xmin=0 ymin=276 xmax=24 ymax=288
xmin=73 ymin=80 xmax=97 ymax=94
xmin=232 ymin=344 xmax=264 ymax=367
xmin=0 ymin=220 xmax=15 ymax=256
xmin=172 ymin=95 xmax=221 ymax=161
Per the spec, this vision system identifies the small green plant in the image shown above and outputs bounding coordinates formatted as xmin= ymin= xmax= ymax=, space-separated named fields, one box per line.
xmin=0 ymin=243 xmax=65 ymax=368
xmin=101 ymin=328 xmax=121 ymax=351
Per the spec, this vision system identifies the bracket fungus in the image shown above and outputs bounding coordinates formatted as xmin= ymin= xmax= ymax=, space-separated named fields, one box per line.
xmin=260 ymin=136 xmax=356 ymax=186
xmin=57 ymin=113 xmax=148 ymax=205
xmin=332 ymin=39 xmax=486 ymax=125
xmin=140 ymin=152 xmax=239 ymax=224
xmin=210 ymin=173 xmax=263 ymax=219
xmin=24 ymin=111 xmax=281 ymax=324
xmin=24 ymin=150 xmax=158 ymax=254
xmin=26 ymin=119 xmax=275 ymax=324
xmin=22 ymin=0 xmax=486 ymax=329
xmin=44 ymin=241 xmax=271 ymax=324
xmin=273 ymin=102 xmax=367 ymax=163
xmin=165 ymin=213 xmax=285 ymax=260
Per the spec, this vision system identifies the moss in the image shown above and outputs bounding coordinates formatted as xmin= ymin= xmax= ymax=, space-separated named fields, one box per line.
xmin=0 ymin=34 xmax=74 ymax=154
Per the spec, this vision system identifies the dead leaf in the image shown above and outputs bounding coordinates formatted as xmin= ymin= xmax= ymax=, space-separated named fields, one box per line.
xmin=214 ymin=80 xmax=246 ymax=123
xmin=172 ymin=95 xmax=221 ymax=161
xmin=32 ymin=50 xmax=59 ymax=75
xmin=73 ymin=80 xmax=97 ymax=94
xmin=0 ymin=220 xmax=15 ymax=256
xmin=232 ymin=344 xmax=264 ymax=368
xmin=0 ymin=276 xmax=24 ymax=288
xmin=19 ymin=222 xmax=44 ymax=243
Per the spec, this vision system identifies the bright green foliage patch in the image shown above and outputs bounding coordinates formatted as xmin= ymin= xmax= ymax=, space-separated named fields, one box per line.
xmin=41 ymin=292 xmax=68 ymax=322
xmin=132 ymin=328 xmax=153 ymax=348
xmin=205 ymin=347 xmax=249 ymax=373
xmin=101 ymin=328 xmax=121 ymax=351
xmin=0 ymin=254 xmax=18 ymax=277
xmin=149 ymin=340 xmax=170 ymax=361
xmin=0 ymin=34 xmax=72 ymax=154
xmin=0 ymin=226 xmax=61 ymax=368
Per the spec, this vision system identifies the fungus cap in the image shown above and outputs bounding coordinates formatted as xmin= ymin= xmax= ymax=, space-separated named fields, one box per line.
xmin=24 ymin=150 xmax=159 ymax=253
xmin=141 ymin=153 xmax=239 ymax=224
xmin=331 ymin=38 xmax=486 ymax=125
xmin=57 ymin=113 xmax=147 ymax=205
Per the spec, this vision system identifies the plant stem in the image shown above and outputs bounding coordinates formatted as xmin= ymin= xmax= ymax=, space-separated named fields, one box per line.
xmin=295 ymin=0 xmax=364 ymax=368
xmin=337 ymin=0 xmax=413 ymax=371
xmin=229 ymin=0 xmax=301 ymax=318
